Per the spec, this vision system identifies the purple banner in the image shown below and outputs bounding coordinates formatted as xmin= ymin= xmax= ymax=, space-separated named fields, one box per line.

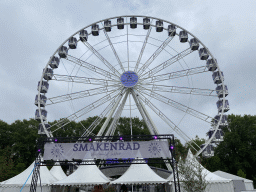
xmin=43 ymin=141 xmax=170 ymax=160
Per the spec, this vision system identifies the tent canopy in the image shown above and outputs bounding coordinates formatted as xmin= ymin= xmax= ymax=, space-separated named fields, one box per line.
xmin=110 ymin=158 xmax=168 ymax=185
xmin=168 ymin=149 xmax=235 ymax=192
xmin=0 ymin=161 xmax=57 ymax=187
xmin=53 ymin=161 xmax=110 ymax=186
xmin=50 ymin=162 xmax=67 ymax=181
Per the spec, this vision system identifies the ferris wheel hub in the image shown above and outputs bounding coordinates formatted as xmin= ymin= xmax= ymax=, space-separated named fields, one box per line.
xmin=120 ymin=71 xmax=139 ymax=87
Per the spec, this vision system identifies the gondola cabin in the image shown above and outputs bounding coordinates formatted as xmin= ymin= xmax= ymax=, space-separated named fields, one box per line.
xmin=199 ymin=48 xmax=209 ymax=60
xmin=216 ymin=99 xmax=230 ymax=112
xmin=201 ymin=144 xmax=214 ymax=158
xmin=35 ymin=109 xmax=47 ymax=122
xmin=79 ymin=30 xmax=88 ymax=42
xmin=156 ymin=20 xmax=163 ymax=32
xmin=143 ymin=17 xmax=150 ymax=29
xmin=179 ymin=31 xmax=188 ymax=42
xmin=38 ymin=123 xmax=51 ymax=135
xmin=68 ymin=37 xmax=78 ymax=49
xmin=130 ymin=17 xmax=137 ymax=29
xmin=168 ymin=24 xmax=176 ymax=37
xmin=189 ymin=38 xmax=199 ymax=50
xmin=214 ymin=114 xmax=228 ymax=127
xmin=49 ymin=56 xmax=60 ymax=69
xmin=216 ymin=85 xmax=228 ymax=98
xmin=207 ymin=129 xmax=224 ymax=143
xmin=212 ymin=71 xmax=224 ymax=84
xmin=117 ymin=17 xmax=124 ymax=29
xmin=35 ymin=94 xmax=47 ymax=107
xmin=206 ymin=58 xmax=217 ymax=71
xmin=92 ymin=24 xmax=99 ymax=36
xmin=43 ymin=68 xmax=53 ymax=80
xmin=58 ymin=46 xmax=68 ymax=58
xmin=37 ymin=81 xmax=49 ymax=93
xmin=104 ymin=20 xmax=111 ymax=32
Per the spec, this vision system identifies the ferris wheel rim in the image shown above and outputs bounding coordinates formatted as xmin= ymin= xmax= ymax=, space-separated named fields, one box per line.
xmin=36 ymin=15 xmax=227 ymax=157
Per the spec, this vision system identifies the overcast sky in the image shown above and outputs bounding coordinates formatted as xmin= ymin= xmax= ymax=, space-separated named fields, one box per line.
xmin=0 ymin=0 xmax=255 ymax=143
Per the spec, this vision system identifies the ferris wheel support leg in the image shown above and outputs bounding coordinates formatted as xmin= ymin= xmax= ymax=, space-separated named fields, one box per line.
xmin=106 ymin=91 xmax=129 ymax=136
xmin=138 ymin=96 xmax=159 ymax=135
xmin=131 ymin=90 xmax=155 ymax=135
xmin=134 ymin=91 xmax=173 ymax=171
xmin=97 ymin=93 xmax=124 ymax=137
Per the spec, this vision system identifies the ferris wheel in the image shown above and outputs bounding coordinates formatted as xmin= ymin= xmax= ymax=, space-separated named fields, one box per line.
xmin=35 ymin=15 xmax=229 ymax=157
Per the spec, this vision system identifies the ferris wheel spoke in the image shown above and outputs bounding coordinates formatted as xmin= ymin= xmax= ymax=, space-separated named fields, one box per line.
xmin=79 ymin=92 xmax=124 ymax=138
xmin=47 ymin=85 xmax=121 ymax=105
xmin=134 ymin=25 xmax=153 ymax=73
xmin=106 ymin=90 xmax=129 ymax=136
xmin=102 ymin=28 xmax=125 ymax=73
xmin=81 ymin=41 xmax=121 ymax=76
xmin=141 ymin=84 xmax=217 ymax=97
xmin=52 ymin=74 xmax=119 ymax=85
xmin=140 ymin=48 xmax=193 ymax=78
xmin=51 ymin=89 xmax=122 ymax=133
xmin=137 ymin=35 xmax=175 ymax=76
xmin=140 ymin=65 xmax=208 ymax=84
xmin=136 ymin=89 xmax=201 ymax=151
xmin=65 ymin=55 xmax=119 ymax=80
xmin=139 ymin=87 xmax=213 ymax=123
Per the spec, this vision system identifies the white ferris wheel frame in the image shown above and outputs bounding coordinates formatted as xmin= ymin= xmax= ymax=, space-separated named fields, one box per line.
xmin=37 ymin=15 xmax=227 ymax=157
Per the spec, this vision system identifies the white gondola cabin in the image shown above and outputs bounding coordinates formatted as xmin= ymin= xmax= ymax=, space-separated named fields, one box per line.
xmin=58 ymin=46 xmax=68 ymax=58
xmin=189 ymin=38 xmax=199 ymax=50
xmin=156 ymin=20 xmax=163 ymax=32
xmin=49 ymin=56 xmax=60 ymax=69
xmin=214 ymin=114 xmax=228 ymax=127
xmin=35 ymin=109 xmax=47 ymax=121
xmin=130 ymin=17 xmax=137 ymax=29
xmin=68 ymin=37 xmax=78 ymax=49
xmin=79 ymin=30 xmax=88 ymax=42
xmin=168 ymin=24 xmax=176 ymax=37
xmin=43 ymin=68 xmax=53 ymax=80
xmin=143 ymin=17 xmax=150 ymax=29
xmin=38 ymin=123 xmax=51 ymax=135
xmin=206 ymin=58 xmax=217 ymax=71
xmin=37 ymin=81 xmax=49 ymax=93
xmin=216 ymin=85 xmax=228 ymax=98
xmin=201 ymin=144 xmax=214 ymax=158
xmin=207 ymin=128 xmax=224 ymax=143
xmin=92 ymin=24 xmax=99 ymax=36
xmin=199 ymin=48 xmax=209 ymax=60
xmin=35 ymin=94 xmax=47 ymax=107
xmin=179 ymin=31 xmax=188 ymax=42
xmin=212 ymin=71 xmax=224 ymax=84
xmin=216 ymin=99 xmax=230 ymax=112
xmin=117 ymin=17 xmax=124 ymax=29
xmin=104 ymin=20 xmax=111 ymax=32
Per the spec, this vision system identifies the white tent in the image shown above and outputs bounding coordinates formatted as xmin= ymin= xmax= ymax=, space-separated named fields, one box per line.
xmin=169 ymin=149 xmax=234 ymax=192
xmin=50 ymin=163 xmax=67 ymax=181
xmin=52 ymin=161 xmax=110 ymax=186
xmin=0 ymin=162 xmax=58 ymax=192
xmin=213 ymin=170 xmax=255 ymax=191
xmin=110 ymin=158 xmax=168 ymax=185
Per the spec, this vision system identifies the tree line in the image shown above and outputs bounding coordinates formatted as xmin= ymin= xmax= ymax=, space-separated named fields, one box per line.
xmin=0 ymin=114 xmax=255 ymax=188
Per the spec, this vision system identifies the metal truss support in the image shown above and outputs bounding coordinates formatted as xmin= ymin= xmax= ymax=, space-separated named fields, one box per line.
xmin=137 ymin=95 xmax=159 ymax=135
xmin=29 ymin=154 xmax=41 ymax=192
xmin=131 ymin=90 xmax=155 ymax=135
xmin=170 ymin=146 xmax=181 ymax=192
xmin=97 ymin=89 xmax=125 ymax=136
xmin=105 ymin=90 xmax=129 ymax=136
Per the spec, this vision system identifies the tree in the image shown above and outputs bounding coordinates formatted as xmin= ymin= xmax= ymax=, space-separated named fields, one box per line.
xmin=116 ymin=117 xmax=150 ymax=136
xmin=202 ymin=114 xmax=256 ymax=188
xmin=178 ymin=154 xmax=209 ymax=192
